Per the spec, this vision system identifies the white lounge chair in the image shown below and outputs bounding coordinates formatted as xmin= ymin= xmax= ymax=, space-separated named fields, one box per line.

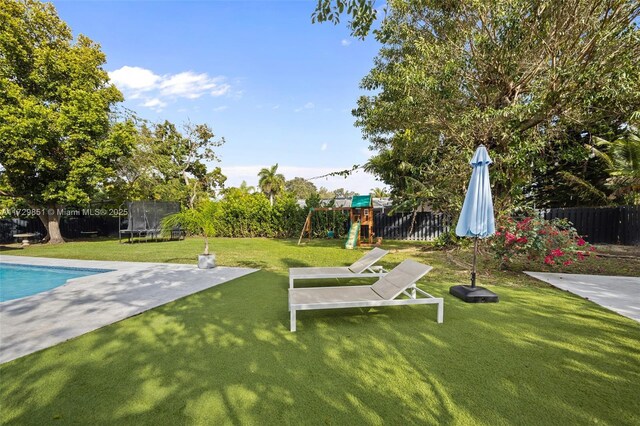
xmin=288 ymin=259 xmax=443 ymax=332
xmin=288 ymin=247 xmax=389 ymax=289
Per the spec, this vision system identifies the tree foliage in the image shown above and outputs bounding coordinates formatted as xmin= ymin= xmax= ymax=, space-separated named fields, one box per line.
xmin=312 ymin=0 xmax=378 ymax=39
xmin=332 ymin=188 xmax=358 ymax=198
xmin=317 ymin=186 xmax=334 ymax=199
xmin=0 ymin=0 xmax=134 ymax=243
xmin=371 ymin=187 xmax=389 ymax=198
xmin=161 ymin=200 xmax=218 ymax=254
xmin=552 ymin=127 xmax=640 ymax=206
xmin=112 ymin=120 xmax=226 ymax=207
xmin=318 ymin=0 xmax=640 ymax=213
xmin=285 ymin=177 xmax=317 ymax=199
xmin=258 ymin=164 xmax=285 ymax=206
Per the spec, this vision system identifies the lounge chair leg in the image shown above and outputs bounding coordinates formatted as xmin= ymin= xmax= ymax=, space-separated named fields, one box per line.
xmin=289 ymin=277 xmax=294 ymax=289
xmin=437 ymin=300 xmax=444 ymax=323
xmin=290 ymin=310 xmax=296 ymax=332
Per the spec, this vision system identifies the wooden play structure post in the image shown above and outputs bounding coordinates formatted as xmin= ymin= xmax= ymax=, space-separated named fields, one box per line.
xmin=297 ymin=194 xmax=378 ymax=247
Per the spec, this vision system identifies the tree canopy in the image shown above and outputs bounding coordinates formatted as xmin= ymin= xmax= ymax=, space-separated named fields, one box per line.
xmin=113 ymin=120 xmax=226 ymax=208
xmin=0 ymin=0 xmax=134 ymax=242
xmin=285 ymin=177 xmax=317 ymax=199
xmin=320 ymin=0 xmax=640 ymax=212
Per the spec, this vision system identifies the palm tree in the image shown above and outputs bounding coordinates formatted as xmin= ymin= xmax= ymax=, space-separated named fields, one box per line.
xmin=238 ymin=180 xmax=255 ymax=194
xmin=605 ymin=131 xmax=640 ymax=204
xmin=371 ymin=187 xmax=389 ymax=198
xmin=559 ymin=130 xmax=640 ymax=205
xmin=258 ymin=164 xmax=285 ymax=206
xmin=162 ymin=201 xmax=217 ymax=255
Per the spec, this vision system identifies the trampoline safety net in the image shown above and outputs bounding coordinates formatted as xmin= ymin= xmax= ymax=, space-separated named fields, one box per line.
xmin=119 ymin=201 xmax=182 ymax=242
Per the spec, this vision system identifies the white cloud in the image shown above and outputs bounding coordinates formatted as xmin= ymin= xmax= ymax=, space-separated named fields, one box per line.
xmin=159 ymin=71 xmax=229 ymax=99
xmin=221 ymin=165 xmax=382 ymax=195
xmin=141 ymin=98 xmax=167 ymax=111
xmin=295 ymin=102 xmax=315 ymax=112
xmin=108 ymin=65 xmax=231 ymax=110
xmin=108 ymin=66 xmax=160 ymax=91
xmin=341 ymin=39 xmax=351 ymax=46
xmin=213 ymin=105 xmax=229 ymax=112
xmin=210 ymin=84 xmax=231 ymax=97
xmin=321 ymin=143 xmax=328 ymax=151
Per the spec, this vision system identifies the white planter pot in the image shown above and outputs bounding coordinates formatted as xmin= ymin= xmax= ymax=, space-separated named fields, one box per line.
xmin=198 ymin=254 xmax=216 ymax=269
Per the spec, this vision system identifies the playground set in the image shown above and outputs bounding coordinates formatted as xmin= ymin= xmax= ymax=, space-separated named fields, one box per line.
xmin=297 ymin=194 xmax=379 ymax=249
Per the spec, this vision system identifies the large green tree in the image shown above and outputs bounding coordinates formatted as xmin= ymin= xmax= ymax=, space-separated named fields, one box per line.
xmin=285 ymin=177 xmax=317 ymax=200
xmin=112 ymin=120 xmax=226 ymax=207
xmin=0 ymin=0 xmax=134 ymax=243
xmin=316 ymin=0 xmax=640 ymax=213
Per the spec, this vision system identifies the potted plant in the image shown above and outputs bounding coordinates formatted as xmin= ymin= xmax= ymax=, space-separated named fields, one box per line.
xmin=162 ymin=201 xmax=217 ymax=269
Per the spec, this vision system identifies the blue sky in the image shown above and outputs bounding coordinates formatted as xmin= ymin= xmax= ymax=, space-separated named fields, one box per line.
xmin=52 ymin=0 xmax=386 ymax=194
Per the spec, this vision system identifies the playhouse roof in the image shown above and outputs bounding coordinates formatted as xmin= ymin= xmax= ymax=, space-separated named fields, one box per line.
xmin=351 ymin=194 xmax=372 ymax=208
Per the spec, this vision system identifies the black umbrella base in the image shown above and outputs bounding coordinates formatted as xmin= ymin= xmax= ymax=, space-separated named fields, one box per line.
xmin=450 ymin=285 xmax=499 ymax=303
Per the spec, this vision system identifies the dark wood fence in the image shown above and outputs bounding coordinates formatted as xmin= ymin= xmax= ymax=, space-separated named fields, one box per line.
xmin=374 ymin=211 xmax=452 ymax=241
xmin=541 ymin=205 xmax=640 ymax=245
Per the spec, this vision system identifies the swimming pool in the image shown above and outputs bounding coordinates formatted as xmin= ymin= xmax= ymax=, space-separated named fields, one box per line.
xmin=0 ymin=263 xmax=114 ymax=302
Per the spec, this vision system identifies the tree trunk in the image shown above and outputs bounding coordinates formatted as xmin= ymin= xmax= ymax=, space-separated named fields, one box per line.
xmin=36 ymin=206 xmax=65 ymax=244
xmin=408 ymin=208 xmax=418 ymax=238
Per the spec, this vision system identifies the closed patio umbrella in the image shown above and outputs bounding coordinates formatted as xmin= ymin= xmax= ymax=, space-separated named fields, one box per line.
xmin=450 ymin=145 xmax=499 ymax=303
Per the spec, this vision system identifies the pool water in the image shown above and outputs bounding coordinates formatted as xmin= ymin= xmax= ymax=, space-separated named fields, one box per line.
xmin=0 ymin=263 xmax=114 ymax=302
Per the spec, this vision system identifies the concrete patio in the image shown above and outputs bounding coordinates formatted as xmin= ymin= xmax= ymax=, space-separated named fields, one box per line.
xmin=0 ymin=255 xmax=257 ymax=364
xmin=525 ymin=271 xmax=640 ymax=323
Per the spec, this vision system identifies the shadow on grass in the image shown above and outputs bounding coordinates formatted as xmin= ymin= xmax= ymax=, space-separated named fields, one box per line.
xmin=280 ymin=258 xmax=312 ymax=268
xmin=235 ymin=260 xmax=269 ymax=269
xmin=1 ymin=268 xmax=639 ymax=424
xmin=0 ymin=245 xmax=24 ymax=252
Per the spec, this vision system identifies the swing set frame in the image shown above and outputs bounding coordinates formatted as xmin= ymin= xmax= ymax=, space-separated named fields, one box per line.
xmin=297 ymin=203 xmax=377 ymax=247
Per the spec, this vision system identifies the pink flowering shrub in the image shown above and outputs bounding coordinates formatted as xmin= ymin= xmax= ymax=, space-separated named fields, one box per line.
xmin=491 ymin=216 xmax=595 ymax=269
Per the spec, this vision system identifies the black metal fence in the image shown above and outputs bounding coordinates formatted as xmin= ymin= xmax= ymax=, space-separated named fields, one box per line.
xmin=0 ymin=215 xmax=120 ymax=244
xmin=374 ymin=211 xmax=452 ymax=241
xmin=541 ymin=205 xmax=640 ymax=245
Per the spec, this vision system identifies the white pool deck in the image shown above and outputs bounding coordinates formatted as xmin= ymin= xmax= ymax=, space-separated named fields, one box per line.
xmin=525 ymin=272 xmax=640 ymax=323
xmin=0 ymin=255 xmax=257 ymax=364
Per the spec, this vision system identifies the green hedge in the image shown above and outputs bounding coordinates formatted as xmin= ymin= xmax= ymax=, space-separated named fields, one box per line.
xmin=207 ymin=190 xmax=348 ymax=239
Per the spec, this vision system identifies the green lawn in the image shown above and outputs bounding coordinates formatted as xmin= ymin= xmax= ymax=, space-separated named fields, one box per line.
xmin=1 ymin=238 xmax=639 ymax=425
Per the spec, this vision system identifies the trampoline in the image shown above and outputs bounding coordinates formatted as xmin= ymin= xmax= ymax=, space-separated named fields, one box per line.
xmin=119 ymin=201 xmax=185 ymax=243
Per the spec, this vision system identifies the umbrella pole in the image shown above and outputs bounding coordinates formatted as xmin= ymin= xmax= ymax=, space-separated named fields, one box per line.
xmin=471 ymin=237 xmax=478 ymax=288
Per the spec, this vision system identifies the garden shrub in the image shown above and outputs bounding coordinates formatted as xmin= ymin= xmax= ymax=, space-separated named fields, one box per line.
xmin=432 ymin=230 xmax=469 ymax=249
xmin=215 ymin=189 xmax=273 ymax=237
xmin=491 ymin=216 xmax=595 ymax=269
xmin=206 ymin=190 xmax=308 ymax=238
xmin=270 ymin=193 xmax=308 ymax=238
